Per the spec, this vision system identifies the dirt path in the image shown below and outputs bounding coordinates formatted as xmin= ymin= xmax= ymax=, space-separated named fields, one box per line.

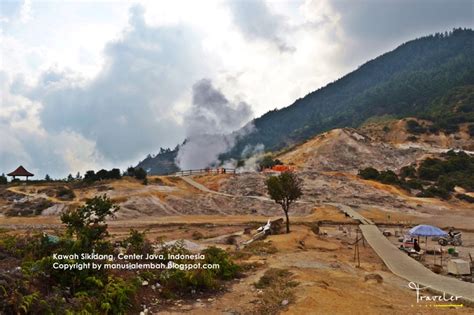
xmin=180 ymin=175 xmax=311 ymax=204
xmin=7 ymin=186 xmax=76 ymax=204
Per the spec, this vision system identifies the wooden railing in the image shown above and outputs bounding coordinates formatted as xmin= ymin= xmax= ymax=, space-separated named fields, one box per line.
xmin=173 ymin=168 xmax=236 ymax=176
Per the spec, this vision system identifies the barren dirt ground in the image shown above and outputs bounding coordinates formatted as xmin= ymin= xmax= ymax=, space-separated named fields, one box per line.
xmin=1 ymin=201 xmax=472 ymax=314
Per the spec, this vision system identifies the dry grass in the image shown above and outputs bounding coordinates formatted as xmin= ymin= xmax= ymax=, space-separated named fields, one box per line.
xmin=253 ymin=268 xmax=299 ymax=315
xmin=243 ymin=240 xmax=278 ymax=256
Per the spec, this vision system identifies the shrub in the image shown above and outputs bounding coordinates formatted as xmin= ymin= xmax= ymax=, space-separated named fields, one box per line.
xmin=456 ymin=193 xmax=474 ymax=203
xmin=56 ymin=187 xmax=76 ymax=200
xmin=400 ymin=166 xmax=416 ymax=178
xmin=123 ymin=229 xmax=153 ymax=255
xmin=202 ymin=246 xmax=240 ymax=280
xmin=418 ymin=158 xmax=444 ymax=181
xmin=417 ymin=186 xmax=450 ymax=200
xmin=255 ymin=269 xmax=292 ymax=289
xmin=406 ymin=179 xmax=424 ymax=190
xmin=191 ymin=231 xmax=204 ymax=240
xmin=378 ymin=170 xmax=399 ymax=184
xmin=61 ymin=194 xmax=119 ymax=251
xmin=436 ymin=175 xmax=455 ymax=192
xmin=253 ymin=269 xmax=299 ymax=315
xmin=406 ymin=120 xmax=426 ymax=134
xmin=243 ymin=241 xmax=278 ymax=256
xmin=358 ymin=167 xmax=380 ymax=180
xmin=99 ymin=276 xmax=138 ymax=314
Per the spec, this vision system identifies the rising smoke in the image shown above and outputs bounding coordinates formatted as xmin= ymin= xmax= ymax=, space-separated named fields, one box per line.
xmin=176 ymin=79 xmax=254 ymax=170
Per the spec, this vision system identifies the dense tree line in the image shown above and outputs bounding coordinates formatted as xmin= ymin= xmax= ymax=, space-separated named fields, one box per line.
xmin=359 ymin=150 xmax=474 ymax=202
xmin=83 ymin=168 xmax=122 ymax=183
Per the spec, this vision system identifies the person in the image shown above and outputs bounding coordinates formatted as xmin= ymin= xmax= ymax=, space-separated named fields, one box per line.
xmin=414 ymin=239 xmax=421 ymax=252
xmin=448 ymin=227 xmax=454 ymax=238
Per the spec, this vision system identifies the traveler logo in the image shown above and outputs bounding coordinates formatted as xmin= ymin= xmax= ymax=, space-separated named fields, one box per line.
xmin=408 ymin=282 xmax=463 ymax=308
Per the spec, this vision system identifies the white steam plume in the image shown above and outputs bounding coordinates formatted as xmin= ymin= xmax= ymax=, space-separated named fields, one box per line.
xmin=176 ymin=79 xmax=254 ymax=169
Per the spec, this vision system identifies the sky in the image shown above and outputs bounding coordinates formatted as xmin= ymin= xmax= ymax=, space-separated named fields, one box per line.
xmin=1 ymin=0 xmax=472 ymax=178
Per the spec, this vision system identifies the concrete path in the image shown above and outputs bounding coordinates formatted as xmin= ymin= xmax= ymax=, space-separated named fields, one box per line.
xmin=328 ymin=203 xmax=374 ymax=225
xmin=360 ymin=224 xmax=473 ymax=303
xmin=331 ymin=203 xmax=473 ymax=303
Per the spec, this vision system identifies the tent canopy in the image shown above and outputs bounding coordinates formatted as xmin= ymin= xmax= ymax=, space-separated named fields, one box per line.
xmin=409 ymin=224 xmax=447 ymax=237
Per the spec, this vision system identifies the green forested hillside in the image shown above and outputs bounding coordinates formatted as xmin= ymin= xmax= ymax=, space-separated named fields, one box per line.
xmin=227 ymin=28 xmax=474 ymax=157
xmin=136 ymin=147 xmax=179 ymax=175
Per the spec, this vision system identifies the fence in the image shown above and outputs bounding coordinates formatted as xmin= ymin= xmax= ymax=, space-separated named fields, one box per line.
xmin=173 ymin=168 xmax=236 ymax=176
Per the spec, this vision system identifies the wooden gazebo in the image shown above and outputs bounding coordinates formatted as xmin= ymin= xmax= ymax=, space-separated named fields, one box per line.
xmin=7 ymin=165 xmax=34 ymax=181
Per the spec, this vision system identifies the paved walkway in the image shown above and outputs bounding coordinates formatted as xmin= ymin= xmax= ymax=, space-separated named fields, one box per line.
xmin=331 ymin=203 xmax=473 ymax=303
xmin=360 ymin=225 xmax=473 ymax=303
xmin=327 ymin=203 xmax=374 ymax=225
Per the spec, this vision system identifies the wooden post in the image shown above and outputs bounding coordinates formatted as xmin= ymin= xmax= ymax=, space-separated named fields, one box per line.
xmin=353 ymin=230 xmax=358 ymax=262
xmin=357 ymin=242 xmax=360 ymax=268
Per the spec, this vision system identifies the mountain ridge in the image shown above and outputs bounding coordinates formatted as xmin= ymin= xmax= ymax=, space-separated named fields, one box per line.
xmin=138 ymin=28 xmax=474 ymax=174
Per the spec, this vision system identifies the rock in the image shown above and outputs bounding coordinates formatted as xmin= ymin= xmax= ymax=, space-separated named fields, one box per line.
xmin=142 ymin=281 xmax=149 ymax=286
xmin=281 ymin=299 xmax=289 ymax=306
xmin=180 ymin=305 xmax=193 ymax=311
xmin=316 ymin=280 xmax=330 ymax=288
xmin=364 ymin=273 xmax=383 ymax=283
xmin=330 ymin=262 xmax=341 ymax=268
xmin=208 ymin=298 xmax=215 ymax=302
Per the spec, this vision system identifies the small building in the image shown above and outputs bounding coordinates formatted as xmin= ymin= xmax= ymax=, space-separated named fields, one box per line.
xmin=262 ymin=165 xmax=294 ymax=174
xmin=7 ymin=165 xmax=34 ymax=181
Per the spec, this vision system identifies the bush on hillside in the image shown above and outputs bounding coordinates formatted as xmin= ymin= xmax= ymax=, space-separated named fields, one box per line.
xmin=358 ymin=167 xmax=380 ymax=180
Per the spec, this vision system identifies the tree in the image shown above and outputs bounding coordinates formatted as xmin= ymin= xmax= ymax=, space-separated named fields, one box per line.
xmin=0 ymin=173 xmax=7 ymax=185
xmin=67 ymin=173 xmax=74 ymax=182
xmin=45 ymin=174 xmax=51 ymax=181
xmin=61 ymin=194 xmax=119 ymax=250
xmin=265 ymin=172 xmax=303 ymax=233
xmin=84 ymin=170 xmax=96 ymax=183
xmin=126 ymin=166 xmax=135 ymax=177
xmin=134 ymin=167 xmax=147 ymax=180
xmin=96 ymin=169 xmax=109 ymax=180
xmin=108 ymin=168 xmax=122 ymax=179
